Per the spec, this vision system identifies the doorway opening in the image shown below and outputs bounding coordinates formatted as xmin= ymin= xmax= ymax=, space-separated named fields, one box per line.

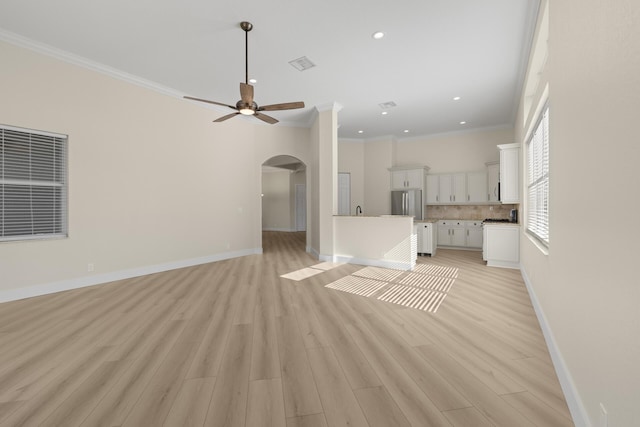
xmin=261 ymin=155 xmax=307 ymax=253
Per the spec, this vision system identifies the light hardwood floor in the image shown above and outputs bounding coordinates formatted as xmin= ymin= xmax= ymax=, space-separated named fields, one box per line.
xmin=0 ymin=231 xmax=574 ymax=426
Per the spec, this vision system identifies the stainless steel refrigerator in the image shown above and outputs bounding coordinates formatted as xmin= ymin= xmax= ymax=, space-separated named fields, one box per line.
xmin=391 ymin=189 xmax=423 ymax=219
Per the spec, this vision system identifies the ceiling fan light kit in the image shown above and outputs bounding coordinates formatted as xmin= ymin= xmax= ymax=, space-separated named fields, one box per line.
xmin=184 ymin=21 xmax=305 ymax=124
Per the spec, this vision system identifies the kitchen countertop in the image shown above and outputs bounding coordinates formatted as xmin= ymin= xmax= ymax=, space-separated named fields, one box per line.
xmin=414 ymin=219 xmax=439 ymax=223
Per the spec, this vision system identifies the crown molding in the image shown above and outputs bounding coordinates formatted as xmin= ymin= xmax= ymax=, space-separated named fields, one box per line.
xmin=1 ymin=28 xmax=185 ymax=101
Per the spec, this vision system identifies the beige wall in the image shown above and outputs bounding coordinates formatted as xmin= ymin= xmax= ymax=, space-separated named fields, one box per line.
xmin=395 ymin=127 xmax=513 ymax=173
xmin=0 ymin=40 xmax=314 ymax=297
xmin=338 ymin=140 xmax=365 ymax=214
xmin=261 ymin=169 xmax=292 ymax=231
xmin=517 ymin=0 xmax=640 ymax=425
xmin=363 ymin=138 xmax=395 ymax=216
xmin=340 ymin=129 xmax=511 ymax=218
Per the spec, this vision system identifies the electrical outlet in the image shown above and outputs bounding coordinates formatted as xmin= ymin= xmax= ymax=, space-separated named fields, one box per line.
xmin=600 ymin=403 xmax=608 ymax=427
xmin=490 ymin=206 xmax=494 ymax=211
xmin=87 ymin=263 xmax=94 ymax=272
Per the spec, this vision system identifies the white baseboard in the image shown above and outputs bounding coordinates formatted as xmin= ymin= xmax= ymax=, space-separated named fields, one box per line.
xmin=331 ymin=255 xmax=414 ymax=271
xmin=0 ymin=247 xmax=262 ymax=304
xmin=262 ymin=227 xmax=296 ymax=232
xmin=520 ymin=266 xmax=590 ymax=427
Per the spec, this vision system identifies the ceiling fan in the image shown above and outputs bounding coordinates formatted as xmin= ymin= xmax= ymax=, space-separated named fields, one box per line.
xmin=184 ymin=21 xmax=305 ymax=124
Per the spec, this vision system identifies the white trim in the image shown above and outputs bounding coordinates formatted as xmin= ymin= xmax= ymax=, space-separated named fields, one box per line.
xmin=0 ymin=248 xmax=262 ymax=304
xmin=520 ymin=266 xmax=589 ymax=427
xmin=486 ymin=259 xmax=520 ymax=269
xmin=0 ymin=29 xmax=306 ymax=129
xmin=0 ymin=29 xmax=184 ymax=100
xmin=262 ymin=227 xmax=296 ymax=232
xmin=329 ymin=255 xmax=414 ymax=271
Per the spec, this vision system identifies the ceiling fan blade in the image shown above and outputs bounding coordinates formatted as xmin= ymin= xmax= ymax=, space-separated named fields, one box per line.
xmin=240 ymin=82 xmax=254 ymax=104
xmin=184 ymin=96 xmax=236 ymax=110
xmin=258 ymin=101 xmax=305 ymax=111
xmin=213 ymin=112 xmax=241 ymax=122
xmin=254 ymin=112 xmax=279 ymax=124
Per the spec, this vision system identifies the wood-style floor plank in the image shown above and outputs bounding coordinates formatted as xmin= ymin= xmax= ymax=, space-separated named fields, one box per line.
xmin=162 ymin=377 xmax=216 ymax=427
xmin=0 ymin=232 xmax=574 ymax=427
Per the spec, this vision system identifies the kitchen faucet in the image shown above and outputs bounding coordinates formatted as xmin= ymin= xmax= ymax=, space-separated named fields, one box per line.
xmin=356 ymin=205 xmax=362 ymax=216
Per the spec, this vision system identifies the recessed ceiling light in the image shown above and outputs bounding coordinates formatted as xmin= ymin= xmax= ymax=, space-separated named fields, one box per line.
xmin=403 ymin=130 xmax=410 ymax=133
xmin=453 ymin=96 xmax=461 ymax=101
xmin=249 ymin=78 xmax=257 ymax=84
xmin=460 ymin=121 xmax=466 ymax=125
xmin=381 ymin=111 xmax=388 ymax=115
xmin=372 ymin=31 xmax=385 ymax=40
xmin=358 ymin=130 xmax=364 ymax=134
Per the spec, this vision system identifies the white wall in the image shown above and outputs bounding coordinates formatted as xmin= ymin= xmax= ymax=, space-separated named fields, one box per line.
xmin=338 ymin=140 xmax=365 ymax=214
xmin=395 ymin=127 xmax=513 ymax=173
xmin=261 ymin=169 xmax=292 ymax=231
xmin=363 ymin=138 xmax=394 ymax=216
xmin=340 ymin=129 xmax=512 ymax=218
xmin=517 ymin=1 xmax=640 ymax=425
xmin=0 ymin=40 xmax=314 ymax=299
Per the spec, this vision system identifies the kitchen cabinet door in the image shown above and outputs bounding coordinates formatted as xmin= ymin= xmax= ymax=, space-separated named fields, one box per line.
xmin=439 ymin=174 xmax=466 ymax=203
xmin=417 ymin=222 xmax=436 ymax=256
xmin=499 ymin=143 xmax=520 ymax=203
xmin=426 ymin=175 xmax=439 ymax=204
xmin=486 ymin=162 xmax=500 ymax=202
xmin=437 ymin=220 xmax=465 ymax=246
xmin=437 ymin=226 xmax=450 ymax=245
xmin=390 ymin=168 xmax=425 ymax=190
xmin=484 ymin=224 xmax=520 ymax=268
xmin=465 ymin=221 xmax=483 ymax=248
xmin=405 ymin=168 xmax=424 ymax=188
xmin=450 ymin=226 xmax=466 ymax=246
xmin=466 ymin=172 xmax=488 ymax=203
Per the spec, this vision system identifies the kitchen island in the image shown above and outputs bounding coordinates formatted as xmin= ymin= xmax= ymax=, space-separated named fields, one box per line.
xmin=333 ymin=215 xmax=416 ymax=270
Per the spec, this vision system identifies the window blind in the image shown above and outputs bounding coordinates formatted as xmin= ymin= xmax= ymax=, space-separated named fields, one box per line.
xmin=526 ymin=106 xmax=549 ymax=245
xmin=0 ymin=125 xmax=68 ymax=241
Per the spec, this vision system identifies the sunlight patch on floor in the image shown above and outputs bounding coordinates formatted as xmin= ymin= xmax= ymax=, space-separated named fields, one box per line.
xmin=324 ymin=263 xmax=456 ymax=313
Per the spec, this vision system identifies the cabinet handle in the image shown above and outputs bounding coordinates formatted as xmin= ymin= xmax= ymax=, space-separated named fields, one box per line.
xmin=436 ymin=195 xmax=439 ymax=202
xmin=467 ymin=195 xmax=470 ymax=201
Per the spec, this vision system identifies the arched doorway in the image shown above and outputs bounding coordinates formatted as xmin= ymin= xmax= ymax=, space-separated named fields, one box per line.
xmin=261 ymin=155 xmax=307 ymax=253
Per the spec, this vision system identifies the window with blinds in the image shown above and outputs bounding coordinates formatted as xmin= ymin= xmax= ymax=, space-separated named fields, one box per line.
xmin=526 ymin=105 xmax=549 ymax=246
xmin=0 ymin=125 xmax=68 ymax=242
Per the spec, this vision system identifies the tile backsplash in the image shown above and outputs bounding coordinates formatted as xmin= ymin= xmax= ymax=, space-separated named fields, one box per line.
xmin=426 ymin=204 xmax=518 ymax=221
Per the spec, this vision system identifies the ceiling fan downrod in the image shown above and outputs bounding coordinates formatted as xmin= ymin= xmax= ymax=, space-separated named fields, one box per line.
xmin=240 ymin=21 xmax=253 ymax=85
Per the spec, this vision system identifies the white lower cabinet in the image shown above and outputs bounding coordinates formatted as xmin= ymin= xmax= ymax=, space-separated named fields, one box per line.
xmin=483 ymin=224 xmax=520 ymax=268
xmin=438 ymin=220 xmax=485 ymax=249
xmin=437 ymin=220 xmax=466 ymax=247
xmin=465 ymin=221 xmax=483 ymax=248
xmin=417 ymin=222 xmax=437 ymax=256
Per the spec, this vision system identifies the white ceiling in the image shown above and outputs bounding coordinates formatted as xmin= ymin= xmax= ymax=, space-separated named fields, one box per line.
xmin=0 ymin=0 xmax=539 ymax=140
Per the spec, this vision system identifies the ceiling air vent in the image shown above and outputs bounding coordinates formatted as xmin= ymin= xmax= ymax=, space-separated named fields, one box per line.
xmin=378 ymin=101 xmax=397 ymax=109
xmin=289 ymin=56 xmax=316 ymax=71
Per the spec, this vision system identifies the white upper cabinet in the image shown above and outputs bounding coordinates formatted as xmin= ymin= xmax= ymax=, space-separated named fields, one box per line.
xmin=438 ymin=173 xmax=466 ymax=203
xmin=466 ymin=171 xmax=488 ymax=203
xmin=486 ymin=161 xmax=500 ymax=203
xmin=390 ymin=167 xmax=428 ymax=190
xmin=426 ymin=175 xmax=440 ymax=203
xmin=498 ymin=143 xmax=521 ymax=203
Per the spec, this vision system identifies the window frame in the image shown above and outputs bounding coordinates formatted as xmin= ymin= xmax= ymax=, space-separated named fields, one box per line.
xmin=525 ymin=103 xmax=550 ymax=247
xmin=0 ymin=124 xmax=69 ymax=243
